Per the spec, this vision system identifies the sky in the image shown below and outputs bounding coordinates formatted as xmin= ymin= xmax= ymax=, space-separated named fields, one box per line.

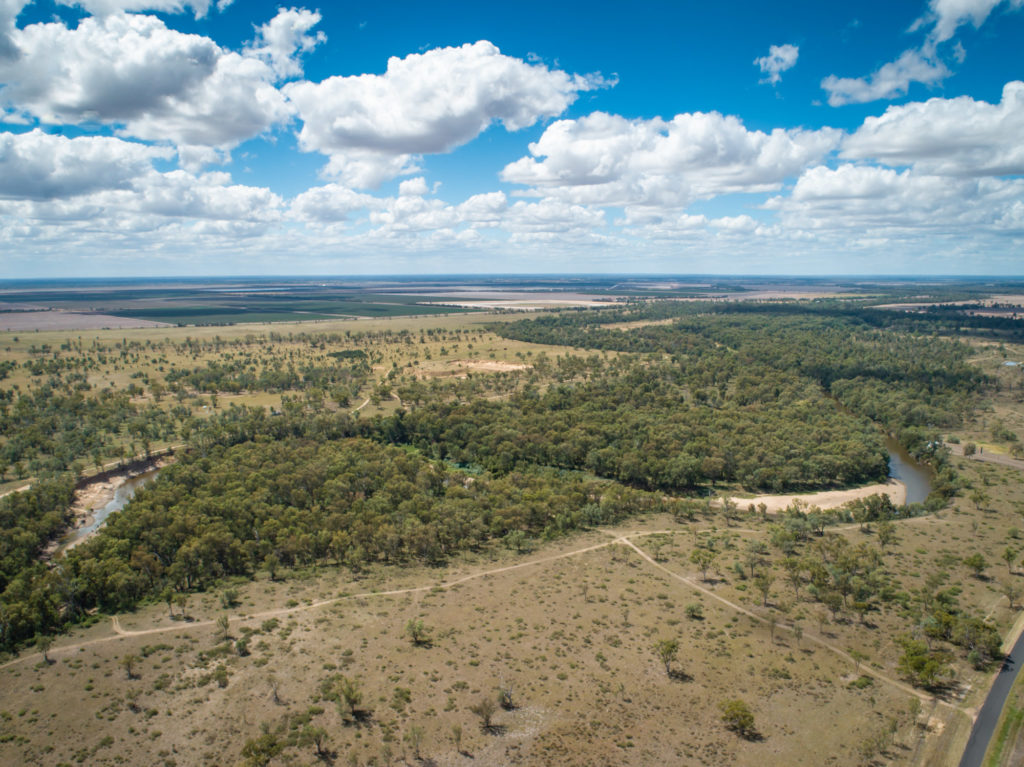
xmin=0 ymin=0 xmax=1023 ymax=277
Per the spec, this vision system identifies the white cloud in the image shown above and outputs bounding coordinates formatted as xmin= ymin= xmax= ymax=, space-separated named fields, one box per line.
xmin=822 ymin=0 xmax=1024 ymax=107
xmin=821 ymin=49 xmax=949 ymax=106
xmin=0 ymin=0 xmax=28 ymax=62
xmin=289 ymin=183 xmax=380 ymax=223
xmin=398 ymin=177 xmax=429 ymax=197
xmin=0 ymin=129 xmax=170 ymax=200
xmin=501 ymin=110 xmax=840 ymax=208
xmin=55 ymin=1 xmax=214 ymax=19
xmin=132 ymin=169 xmax=282 ymax=221
xmin=913 ymin=0 xmax=1023 ymax=45
xmin=754 ymin=44 xmax=798 ymax=85
xmin=284 ymin=40 xmax=610 ymax=187
xmin=247 ymin=7 xmax=325 ymax=80
xmin=0 ymin=13 xmax=291 ymax=149
xmin=843 ymin=80 xmax=1024 ymax=176
xmin=766 ymin=164 xmax=1024 ymax=235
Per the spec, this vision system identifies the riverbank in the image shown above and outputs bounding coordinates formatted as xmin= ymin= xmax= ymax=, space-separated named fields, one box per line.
xmin=43 ymin=456 xmax=172 ymax=559
xmin=724 ymin=478 xmax=907 ymax=514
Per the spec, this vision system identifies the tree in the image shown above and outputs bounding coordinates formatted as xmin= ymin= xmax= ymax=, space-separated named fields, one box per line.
xmin=690 ymin=548 xmax=716 ymax=582
xmin=35 ymin=634 xmax=53 ymax=664
xmin=334 ymin=675 xmax=363 ymax=721
xmin=753 ymin=572 xmax=774 ymax=607
xmin=404 ymin=725 xmax=425 ymax=760
xmin=898 ymin=638 xmax=951 ymax=688
xmin=216 ymin=614 xmax=231 ymax=642
xmin=263 ymin=553 xmax=280 ymax=581
xmin=405 ymin=618 xmax=431 ymax=646
xmin=744 ymin=540 xmax=769 ymax=578
xmin=970 ymin=489 xmax=990 ymax=510
xmin=1004 ymin=547 xmax=1017 ymax=574
xmin=963 ymin=442 xmax=977 ymax=457
xmin=720 ymin=699 xmax=756 ymax=738
xmin=299 ymin=725 xmax=330 ymax=758
xmin=1003 ymin=579 xmax=1022 ymax=610
xmin=876 ymin=520 xmax=896 ymax=550
xmin=451 ymin=723 xmax=463 ymax=754
xmin=964 ymin=553 xmax=988 ymax=579
xmin=121 ymin=652 xmax=140 ymax=680
xmin=655 ymin=638 xmax=680 ymax=676
xmin=469 ymin=696 xmax=498 ymax=732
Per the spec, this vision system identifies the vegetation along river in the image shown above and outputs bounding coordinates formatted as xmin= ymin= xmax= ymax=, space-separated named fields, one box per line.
xmin=50 ymin=434 xmax=933 ymax=561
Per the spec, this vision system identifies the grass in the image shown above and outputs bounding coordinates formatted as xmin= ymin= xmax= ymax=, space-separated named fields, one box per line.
xmin=984 ymin=664 xmax=1024 ymax=766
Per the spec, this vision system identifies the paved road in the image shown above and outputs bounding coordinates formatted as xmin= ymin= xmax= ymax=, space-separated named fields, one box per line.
xmin=959 ymin=629 xmax=1024 ymax=767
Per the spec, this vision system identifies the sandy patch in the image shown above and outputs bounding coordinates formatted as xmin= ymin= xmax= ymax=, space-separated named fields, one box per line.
xmin=417 ymin=359 xmax=532 ymax=378
xmin=725 ymin=478 xmax=907 ymax=513
xmin=0 ymin=310 xmax=172 ymax=330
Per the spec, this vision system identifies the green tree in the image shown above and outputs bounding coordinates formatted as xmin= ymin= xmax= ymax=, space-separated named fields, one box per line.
xmin=655 ymin=638 xmax=680 ymax=676
xmin=405 ymin=618 xmax=431 ymax=646
xmin=720 ymin=699 xmax=756 ymax=738
xmin=299 ymin=725 xmax=329 ymax=758
xmin=876 ymin=520 xmax=896 ymax=550
xmin=216 ymin=614 xmax=231 ymax=642
xmin=753 ymin=572 xmax=774 ymax=607
xmin=469 ymin=696 xmax=498 ymax=731
xmin=1003 ymin=547 xmax=1016 ymax=574
xmin=121 ymin=652 xmax=140 ymax=680
xmin=963 ymin=553 xmax=988 ymax=579
xmin=690 ymin=548 xmax=716 ymax=582
xmin=35 ymin=634 xmax=53 ymax=664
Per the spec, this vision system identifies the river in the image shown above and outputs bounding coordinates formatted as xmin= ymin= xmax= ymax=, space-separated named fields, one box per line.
xmin=54 ymin=467 xmax=160 ymax=556
xmin=884 ymin=435 xmax=934 ymax=505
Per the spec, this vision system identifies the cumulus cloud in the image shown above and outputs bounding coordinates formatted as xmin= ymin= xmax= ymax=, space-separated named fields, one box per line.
xmin=284 ymin=41 xmax=610 ymax=187
xmin=247 ymin=7 xmax=325 ymax=79
xmin=289 ymin=183 xmax=380 ymax=223
xmin=821 ymin=49 xmax=949 ymax=106
xmin=0 ymin=0 xmax=28 ymax=62
xmin=0 ymin=12 xmax=291 ymax=148
xmin=765 ymin=163 xmax=1024 ymax=235
xmin=132 ymin=169 xmax=282 ymax=221
xmin=0 ymin=129 xmax=170 ymax=200
xmin=754 ymin=44 xmax=798 ymax=85
xmin=55 ymin=0 xmax=215 ymax=19
xmin=843 ymin=80 xmax=1024 ymax=175
xmin=501 ymin=110 xmax=840 ymax=208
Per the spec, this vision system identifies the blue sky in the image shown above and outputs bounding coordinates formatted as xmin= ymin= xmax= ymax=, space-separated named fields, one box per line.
xmin=1 ymin=0 xmax=1023 ymax=276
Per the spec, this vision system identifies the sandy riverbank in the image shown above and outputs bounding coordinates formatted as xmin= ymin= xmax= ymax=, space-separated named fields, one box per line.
xmin=725 ymin=478 xmax=907 ymax=514
xmin=43 ymin=457 xmax=173 ymax=558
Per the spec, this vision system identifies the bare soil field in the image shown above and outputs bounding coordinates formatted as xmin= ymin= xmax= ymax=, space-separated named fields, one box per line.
xmin=0 ymin=310 xmax=172 ymax=330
